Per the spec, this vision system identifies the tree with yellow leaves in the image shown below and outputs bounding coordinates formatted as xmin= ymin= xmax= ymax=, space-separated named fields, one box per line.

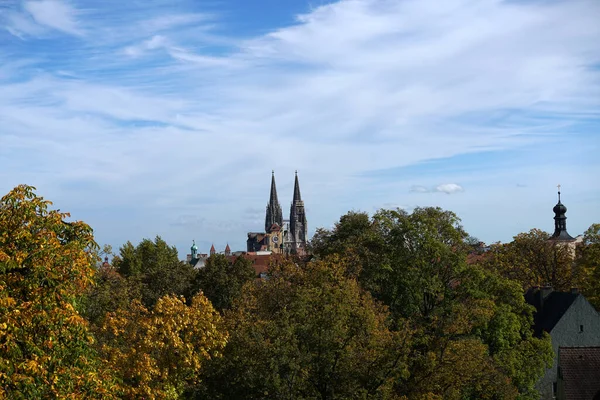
xmin=96 ymin=293 xmax=227 ymax=399
xmin=0 ymin=185 xmax=118 ymax=398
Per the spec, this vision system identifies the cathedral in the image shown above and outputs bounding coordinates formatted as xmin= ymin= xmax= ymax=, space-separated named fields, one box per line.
xmin=247 ymin=171 xmax=308 ymax=255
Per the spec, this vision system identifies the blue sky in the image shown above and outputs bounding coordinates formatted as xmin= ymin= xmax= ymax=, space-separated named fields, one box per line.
xmin=1 ymin=0 xmax=599 ymax=258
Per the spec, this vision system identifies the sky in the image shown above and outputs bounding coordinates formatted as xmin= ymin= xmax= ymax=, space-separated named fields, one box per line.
xmin=1 ymin=0 xmax=599 ymax=258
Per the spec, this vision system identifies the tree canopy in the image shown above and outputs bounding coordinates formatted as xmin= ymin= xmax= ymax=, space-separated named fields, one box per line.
xmin=196 ymin=257 xmax=412 ymax=400
xmin=311 ymin=207 xmax=553 ymax=399
xmin=0 ymin=185 xmax=118 ymax=398
xmin=113 ymin=236 xmax=196 ymax=308
xmin=96 ymin=293 xmax=227 ymax=399
xmin=193 ymin=254 xmax=256 ymax=311
xmin=1 ymin=185 xmax=577 ymax=400
xmin=477 ymin=229 xmax=576 ymax=291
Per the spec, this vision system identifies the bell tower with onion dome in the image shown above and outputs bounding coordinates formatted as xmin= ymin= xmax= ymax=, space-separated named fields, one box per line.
xmin=550 ymin=185 xmax=575 ymax=242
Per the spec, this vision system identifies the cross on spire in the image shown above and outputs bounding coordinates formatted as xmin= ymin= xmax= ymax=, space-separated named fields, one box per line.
xmin=557 ymin=184 xmax=561 ymax=201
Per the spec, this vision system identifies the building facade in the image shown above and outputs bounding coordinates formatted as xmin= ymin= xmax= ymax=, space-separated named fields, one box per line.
xmin=526 ymin=288 xmax=600 ymax=399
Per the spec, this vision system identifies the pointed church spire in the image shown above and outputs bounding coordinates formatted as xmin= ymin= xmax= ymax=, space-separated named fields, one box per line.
xmin=550 ymin=184 xmax=574 ymax=241
xmin=270 ymin=170 xmax=280 ymax=205
xmin=289 ymin=171 xmax=307 ymax=255
xmin=265 ymin=171 xmax=283 ymax=232
xmin=293 ymin=170 xmax=302 ymax=202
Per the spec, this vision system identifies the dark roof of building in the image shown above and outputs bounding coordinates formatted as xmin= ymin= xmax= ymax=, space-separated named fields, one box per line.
xmin=550 ymin=231 xmax=576 ymax=241
xmin=525 ymin=288 xmax=580 ymax=336
xmin=559 ymin=347 xmax=600 ymax=400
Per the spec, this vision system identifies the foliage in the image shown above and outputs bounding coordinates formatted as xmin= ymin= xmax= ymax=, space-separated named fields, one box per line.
xmin=81 ymin=263 xmax=142 ymax=326
xmin=97 ymin=293 xmax=227 ymax=399
xmin=311 ymin=207 xmax=469 ymax=320
xmin=193 ymin=254 xmax=256 ymax=311
xmin=196 ymin=257 xmax=412 ymax=400
xmin=113 ymin=236 xmax=196 ymax=307
xmin=311 ymin=207 xmax=553 ymax=399
xmin=478 ymin=229 xmax=576 ymax=291
xmin=0 ymin=185 xmax=118 ymax=398
xmin=577 ymin=223 xmax=600 ymax=309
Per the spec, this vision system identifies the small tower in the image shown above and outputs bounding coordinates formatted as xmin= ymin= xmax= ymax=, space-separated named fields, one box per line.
xmin=265 ymin=171 xmax=283 ymax=233
xmin=289 ymin=171 xmax=308 ymax=254
xmin=210 ymin=244 xmax=216 ymax=256
xmin=191 ymin=240 xmax=198 ymax=260
xmin=550 ymin=185 xmax=574 ymax=242
xmin=225 ymin=243 xmax=231 ymax=256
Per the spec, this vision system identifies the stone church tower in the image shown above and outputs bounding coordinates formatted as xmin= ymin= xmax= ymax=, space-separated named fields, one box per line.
xmin=246 ymin=171 xmax=308 ymax=254
xmin=265 ymin=171 xmax=283 ymax=233
xmin=289 ymin=171 xmax=308 ymax=255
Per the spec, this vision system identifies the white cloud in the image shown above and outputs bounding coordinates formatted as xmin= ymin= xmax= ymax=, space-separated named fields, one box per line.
xmin=435 ymin=183 xmax=465 ymax=195
xmin=24 ymin=0 xmax=82 ymax=35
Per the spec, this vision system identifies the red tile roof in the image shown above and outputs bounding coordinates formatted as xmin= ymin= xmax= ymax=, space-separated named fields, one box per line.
xmin=559 ymin=347 xmax=600 ymax=400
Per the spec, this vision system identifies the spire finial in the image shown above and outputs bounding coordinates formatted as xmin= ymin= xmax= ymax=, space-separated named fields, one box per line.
xmin=295 ymin=170 xmax=298 ymax=175
xmin=272 ymin=169 xmax=274 ymax=175
xmin=557 ymin=184 xmax=561 ymax=202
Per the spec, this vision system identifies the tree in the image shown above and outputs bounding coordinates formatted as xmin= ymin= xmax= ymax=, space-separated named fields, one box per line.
xmin=113 ymin=237 xmax=196 ymax=307
xmin=96 ymin=293 xmax=227 ymax=399
xmin=193 ymin=254 xmax=256 ymax=311
xmin=196 ymin=257 xmax=412 ymax=400
xmin=0 ymin=185 xmax=118 ymax=398
xmin=312 ymin=207 xmax=469 ymax=320
xmin=81 ymin=262 xmax=142 ymax=326
xmin=311 ymin=207 xmax=553 ymax=399
xmin=576 ymin=223 xmax=600 ymax=309
xmin=479 ymin=229 xmax=576 ymax=291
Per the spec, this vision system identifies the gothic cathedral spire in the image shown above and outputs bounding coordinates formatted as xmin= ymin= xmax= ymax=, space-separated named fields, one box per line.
xmin=289 ymin=171 xmax=307 ymax=254
xmin=265 ymin=170 xmax=283 ymax=233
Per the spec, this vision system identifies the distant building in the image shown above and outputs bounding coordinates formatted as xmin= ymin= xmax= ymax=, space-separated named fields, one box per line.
xmin=525 ymin=287 xmax=600 ymax=399
xmin=247 ymin=171 xmax=308 ymax=255
xmin=186 ymin=240 xmax=209 ymax=268
xmin=187 ymin=242 xmax=234 ymax=268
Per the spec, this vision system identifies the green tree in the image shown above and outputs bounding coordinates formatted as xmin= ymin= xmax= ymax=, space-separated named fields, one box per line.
xmin=196 ymin=257 xmax=412 ymax=400
xmin=113 ymin=237 xmax=196 ymax=307
xmin=480 ymin=229 xmax=575 ymax=291
xmin=577 ymin=223 xmax=600 ymax=309
xmin=311 ymin=207 xmax=553 ymax=399
xmin=0 ymin=185 xmax=118 ymax=398
xmin=312 ymin=207 xmax=469 ymax=320
xmin=193 ymin=254 xmax=256 ymax=311
xmin=81 ymin=262 xmax=142 ymax=326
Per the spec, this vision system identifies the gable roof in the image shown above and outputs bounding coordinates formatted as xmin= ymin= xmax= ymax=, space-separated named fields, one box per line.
xmin=525 ymin=289 xmax=579 ymax=336
xmin=559 ymin=347 xmax=600 ymax=400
